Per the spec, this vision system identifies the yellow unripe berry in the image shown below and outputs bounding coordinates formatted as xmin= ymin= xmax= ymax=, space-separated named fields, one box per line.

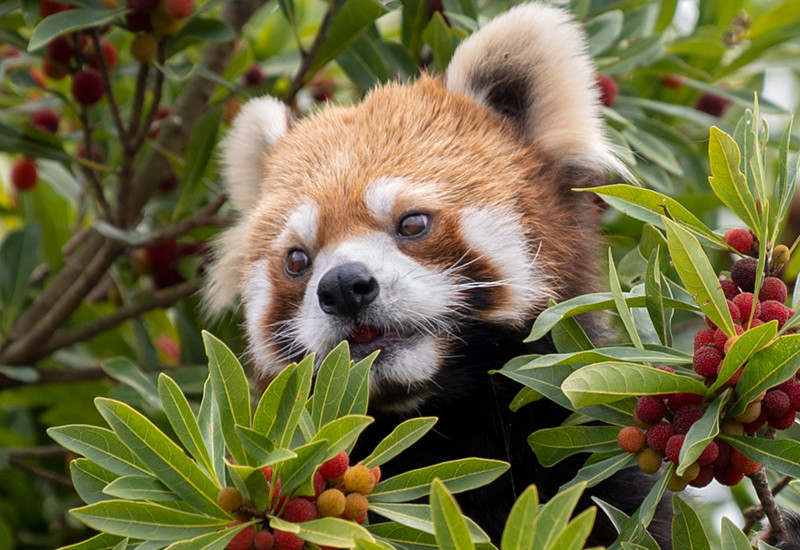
xmin=130 ymin=33 xmax=158 ymax=63
xmin=734 ymin=401 xmax=762 ymax=424
xmin=721 ymin=420 xmax=745 ymax=436
xmin=667 ymin=471 xmax=689 ymax=492
xmin=637 ymin=448 xmax=663 ymax=475
xmin=217 ymin=486 xmax=243 ymax=511
xmin=680 ymin=461 xmax=701 ymax=482
xmin=316 ymin=488 xmax=345 ymax=517
xmin=771 ymin=245 xmax=791 ymax=269
xmin=343 ymin=464 xmax=376 ymax=495
xmin=344 ymin=492 xmax=369 ymax=521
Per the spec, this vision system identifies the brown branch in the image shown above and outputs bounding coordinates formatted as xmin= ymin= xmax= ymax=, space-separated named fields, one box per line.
xmin=78 ymin=103 xmax=113 ymax=220
xmin=127 ymin=61 xmax=151 ymax=144
xmin=40 ymin=279 xmax=202 ymax=357
xmin=747 ymin=466 xmax=787 ymax=540
xmin=131 ymin=38 xmax=168 ymax=152
xmin=10 ymin=457 xmax=73 ymax=489
xmin=7 ymin=446 xmax=70 ymax=459
xmin=283 ymin=0 xmax=337 ymax=106
xmin=743 ymin=474 xmax=793 ymax=534
xmin=89 ymin=28 xmax=127 ymax=147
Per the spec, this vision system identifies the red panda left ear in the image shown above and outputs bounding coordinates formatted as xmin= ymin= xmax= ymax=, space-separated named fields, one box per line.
xmin=221 ymin=96 xmax=292 ymax=214
xmin=445 ymin=3 xmax=621 ymax=176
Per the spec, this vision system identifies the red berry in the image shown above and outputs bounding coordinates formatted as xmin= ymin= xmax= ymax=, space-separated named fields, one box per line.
xmin=273 ymin=530 xmax=304 ymax=550
xmin=689 ymin=463 xmax=714 ymax=488
xmin=42 ymin=59 xmax=69 ymax=80
xmin=782 ymin=379 xmax=800 ymax=411
xmin=695 ymin=92 xmax=732 ymax=117
xmin=596 ymin=75 xmax=618 ymax=107
xmin=697 ymin=441 xmax=719 ymax=465
xmin=319 ymin=451 xmax=349 ymax=479
xmin=693 ymin=346 xmax=723 ymax=377
xmin=645 ymin=423 xmax=675 ymax=455
xmin=730 ymin=448 xmax=761 ymax=475
xmin=743 ymin=411 xmax=768 ymax=434
xmin=693 ymin=328 xmax=715 ymax=350
xmin=770 ymin=410 xmax=796 ymax=430
xmin=714 ymin=465 xmax=745 ymax=486
xmin=88 ymin=40 xmax=118 ymax=70
xmin=733 ymin=293 xmax=760 ymax=323
xmin=10 ymin=156 xmax=38 ymax=191
xmin=659 ymin=74 xmax=686 ymax=89
xmin=731 ymin=257 xmax=758 ymax=292
xmin=77 ymin=142 xmax=104 ymax=162
xmin=763 ymin=389 xmax=791 ymax=420
xmin=312 ymin=470 xmax=326 ymax=498
xmin=634 ymin=396 xmax=667 ymax=425
xmin=283 ymin=497 xmax=318 ymax=523
xmin=45 ymin=35 xmax=73 ymax=64
xmin=29 ymin=109 xmax=59 ymax=133
xmin=40 ymin=0 xmax=70 ymax=17
xmin=243 ymin=64 xmax=265 ymax=87
xmin=253 ymin=531 xmax=275 ymax=550
xmin=719 ymin=278 xmax=740 ymax=300
xmin=759 ymin=277 xmax=788 ymax=304
xmin=617 ymin=426 xmax=646 ymax=453
xmin=164 ymin=0 xmax=194 ymax=18
xmin=125 ymin=10 xmax=154 ymax=31
xmin=715 ymin=324 xmax=744 ymax=355
xmin=760 ymin=300 xmax=793 ymax=328
xmin=128 ymin=0 xmax=159 ymax=10
xmin=227 ymin=524 xmax=256 ymax=550
xmin=665 ymin=434 xmax=685 ymax=463
xmin=712 ymin=440 xmax=732 ymax=468
xmin=724 ymin=228 xmax=754 ymax=254
xmin=71 ymin=68 xmax=105 ymax=105
xmin=667 ymin=392 xmax=702 ymax=411
xmin=673 ymin=405 xmax=705 ymax=435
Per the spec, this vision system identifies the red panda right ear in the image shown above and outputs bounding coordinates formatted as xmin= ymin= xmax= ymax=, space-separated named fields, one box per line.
xmin=445 ymin=3 xmax=621 ymax=176
xmin=221 ymin=96 xmax=291 ymax=213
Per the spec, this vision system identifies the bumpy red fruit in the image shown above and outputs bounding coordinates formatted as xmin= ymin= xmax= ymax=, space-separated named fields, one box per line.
xmin=763 ymin=389 xmax=791 ymax=420
xmin=730 ymin=448 xmax=761 ymax=475
xmin=760 ymin=301 xmax=793 ymax=328
xmin=71 ymin=68 xmax=105 ymax=105
xmin=731 ymin=257 xmax=758 ymax=292
xmin=673 ymin=405 xmax=705 ymax=435
xmin=743 ymin=411 xmax=768 ymax=434
xmin=319 ymin=451 xmax=349 ymax=479
xmin=46 ymin=36 xmax=73 ymax=64
xmin=689 ymin=464 xmax=715 ymax=488
xmin=665 ymin=434 xmax=685 ymax=463
xmin=10 ymin=156 xmax=37 ymax=191
xmin=723 ymin=228 xmax=754 ymax=254
xmin=714 ymin=465 xmax=745 ymax=486
xmin=667 ymin=392 xmax=702 ymax=411
xmin=227 ymin=524 xmax=256 ymax=550
xmin=646 ymin=423 xmax=675 ymax=455
xmin=719 ymin=278 xmax=740 ymax=300
xmin=693 ymin=346 xmax=723 ymax=377
xmin=694 ymin=328 xmax=715 ymax=350
xmin=312 ymin=470 xmax=326 ymax=498
xmin=733 ymin=293 xmax=760 ymax=323
xmin=283 ymin=497 xmax=318 ymax=523
xmin=253 ymin=530 xmax=275 ymax=550
xmin=759 ymin=277 xmax=788 ymax=304
xmin=695 ymin=92 xmax=732 ymax=117
xmin=697 ymin=441 xmax=719 ymax=465
xmin=30 ymin=109 xmax=59 ymax=133
xmin=617 ymin=426 xmax=646 ymax=453
xmin=596 ymin=75 xmax=618 ymax=107
xmin=770 ymin=410 xmax=796 ymax=430
xmin=634 ymin=396 xmax=667 ymax=425
xmin=164 ymin=0 xmax=194 ymax=17
xmin=273 ymin=530 xmax=304 ymax=550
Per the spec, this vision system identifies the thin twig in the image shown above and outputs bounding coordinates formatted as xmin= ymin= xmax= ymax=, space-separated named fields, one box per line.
xmin=89 ymin=28 xmax=127 ymax=145
xmin=127 ymin=61 xmax=151 ymax=144
xmin=78 ymin=104 xmax=113 ymax=220
xmin=283 ymin=0 xmax=337 ymax=106
xmin=9 ymin=457 xmax=73 ymax=489
xmin=743 ymin=475 xmax=793 ymax=533
xmin=7 ymin=446 xmax=70 ymax=459
xmin=131 ymin=38 xmax=168 ymax=152
xmin=749 ymin=466 xmax=787 ymax=540
xmin=0 ymin=363 xmax=204 ymax=390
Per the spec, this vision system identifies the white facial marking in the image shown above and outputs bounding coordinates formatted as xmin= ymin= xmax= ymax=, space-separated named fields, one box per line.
xmin=277 ymin=203 xmax=318 ymax=248
xmin=460 ymin=206 xmax=553 ymax=322
xmin=243 ymin=260 xmax=284 ymax=380
xmin=365 ymin=176 xmax=444 ymax=224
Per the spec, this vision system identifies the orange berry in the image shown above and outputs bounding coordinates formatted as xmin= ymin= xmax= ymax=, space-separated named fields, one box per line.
xmin=343 ymin=464 xmax=376 ymax=495
xmin=316 ymin=488 xmax=345 ymax=517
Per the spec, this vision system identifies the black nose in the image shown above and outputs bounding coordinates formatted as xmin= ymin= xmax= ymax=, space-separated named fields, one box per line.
xmin=317 ymin=262 xmax=380 ymax=317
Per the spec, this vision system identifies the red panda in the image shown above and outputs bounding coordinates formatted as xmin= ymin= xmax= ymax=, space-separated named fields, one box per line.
xmin=205 ymin=3 xmax=670 ymax=546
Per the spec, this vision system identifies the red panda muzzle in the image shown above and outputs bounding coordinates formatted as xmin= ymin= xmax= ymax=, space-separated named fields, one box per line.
xmin=316 ymin=262 xmax=379 ymax=317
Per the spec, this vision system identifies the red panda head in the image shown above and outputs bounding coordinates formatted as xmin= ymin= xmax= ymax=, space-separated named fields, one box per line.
xmin=206 ymin=4 xmax=618 ymax=411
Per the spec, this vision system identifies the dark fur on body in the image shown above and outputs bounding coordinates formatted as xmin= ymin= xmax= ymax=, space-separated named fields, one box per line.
xmin=352 ymin=324 xmax=673 ymax=548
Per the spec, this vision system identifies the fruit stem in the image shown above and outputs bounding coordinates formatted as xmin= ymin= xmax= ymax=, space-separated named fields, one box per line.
xmin=748 ymin=465 xmax=787 ymax=540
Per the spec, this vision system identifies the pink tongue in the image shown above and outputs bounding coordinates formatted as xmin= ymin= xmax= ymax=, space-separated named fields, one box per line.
xmin=350 ymin=325 xmax=381 ymax=344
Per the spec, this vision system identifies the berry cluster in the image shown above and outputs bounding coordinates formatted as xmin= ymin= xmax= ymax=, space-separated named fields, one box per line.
xmin=217 ymin=451 xmax=380 ymax=550
xmin=617 ymin=229 xmax=797 ymax=491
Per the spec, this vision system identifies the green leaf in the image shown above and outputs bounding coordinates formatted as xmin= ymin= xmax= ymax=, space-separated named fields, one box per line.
xmin=309 ymin=0 xmax=388 ymax=75
xmin=197 ymin=377 xmax=226 ymax=486
xmin=707 ymin=127 xmax=760 ymax=233
xmin=362 ymin=417 xmax=437 ymax=468
xmin=621 ymin=127 xmax=683 ymax=176
xmin=721 ymin=435 xmax=800 ymax=478
xmin=775 ymin=117 xmax=797 ymax=240
xmin=71 ymin=459 xmax=120 ymax=505
xmin=165 ymin=522 xmax=256 ymax=550
xmin=340 ymin=352 xmax=375 ymax=417
xmin=677 ymin=391 xmax=729 ymax=476
xmin=430 ymin=479 xmax=475 ymax=550
xmin=501 ymin=485 xmax=538 ymax=550
xmin=561 ymin=362 xmax=706 ymax=407
xmin=369 ymin=521 xmax=439 ymax=548
xmin=608 ymin=249 xmax=643 ymax=349
xmin=663 ymin=218 xmax=736 ymax=337
xmin=550 ymin=507 xmax=597 ymax=550
xmin=158 ymin=374 xmax=217 ymax=484
xmin=645 ymin=249 xmax=671 ymax=346
xmin=586 ymin=10 xmax=623 ymax=55
xmin=94 ymin=398 xmax=227 ymax=518
xmin=102 ymin=357 xmax=161 ymax=410
xmin=671 ymin=495 xmax=710 ymax=550
xmin=253 ymin=355 xmax=313 ymax=449
xmin=167 ymin=18 xmax=235 ymax=58
xmin=48 ymin=425 xmax=149 ymax=477
xmin=103 ymin=475 xmax=178 ymax=501
xmin=70 ymin=500 xmax=228 ymax=541
xmin=369 ymin=503 xmax=489 ymax=543
xmin=234 ymin=425 xmax=296 ymax=466
xmin=519 ymin=348 xmax=690 ymax=369
xmin=312 ymin=415 xmax=373 ymax=458
xmin=551 ymin=314 xmax=593 ymax=353
xmin=0 ymin=224 xmax=40 ymax=332
xmin=730 ymin=335 xmax=800 ymax=416
xmin=58 ymin=533 xmax=126 ymax=550
xmin=584 ymin=185 xmax=722 ymax=249
xmin=270 ymin=516 xmax=375 ymax=547
xmin=531 ymin=482 xmax=586 ymax=550
xmin=28 ymin=9 xmax=122 ymax=51
xmin=709 ymin=321 xmax=777 ymax=393
xmin=370 ymin=458 xmax=509 ymax=503
xmin=275 ymin=440 xmax=328 ymax=497
xmin=528 ymin=426 xmax=621 ymax=467
xmin=422 ymin=12 xmax=458 ymax=73
xmin=173 ymin=107 xmax=224 ymax=220
xmin=560 ymin=452 xmax=638 ymax=491
xmin=310 ymin=341 xmax=351 ymax=429
xmin=720 ymin=517 xmax=753 ymax=550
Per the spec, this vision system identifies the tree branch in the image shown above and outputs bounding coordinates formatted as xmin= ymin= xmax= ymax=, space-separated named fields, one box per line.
xmin=9 ymin=457 xmax=73 ymax=489
xmin=748 ymin=466 xmax=787 ymax=539
xmin=283 ymin=0 xmax=337 ymax=106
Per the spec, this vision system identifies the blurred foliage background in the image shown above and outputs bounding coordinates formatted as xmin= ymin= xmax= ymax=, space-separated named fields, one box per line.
xmin=0 ymin=0 xmax=799 ymax=547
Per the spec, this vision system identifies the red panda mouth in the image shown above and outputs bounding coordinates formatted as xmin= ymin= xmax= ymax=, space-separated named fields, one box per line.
xmin=346 ymin=325 xmax=415 ymax=358
xmin=348 ymin=325 xmax=383 ymax=345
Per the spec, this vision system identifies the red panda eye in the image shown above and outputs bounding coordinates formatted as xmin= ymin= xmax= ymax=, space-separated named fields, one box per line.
xmin=397 ymin=212 xmax=430 ymax=238
xmin=286 ymin=249 xmax=312 ymax=276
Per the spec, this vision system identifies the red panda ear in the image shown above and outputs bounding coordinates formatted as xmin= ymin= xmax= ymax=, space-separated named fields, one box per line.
xmin=221 ymin=96 xmax=292 ymax=213
xmin=445 ymin=3 xmax=621 ymax=175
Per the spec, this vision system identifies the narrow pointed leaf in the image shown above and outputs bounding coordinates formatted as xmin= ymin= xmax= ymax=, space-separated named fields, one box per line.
xmin=369 ymin=502 xmax=489 ymax=542
xmin=275 ymin=440 xmax=328 ymax=497
xmin=550 ymin=507 xmax=596 ymax=550
xmin=519 ymin=348 xmax=690 ymax=370
xmin=528 ymin=426 xmax=621 ymax=467
xmin=645 ymin=249 xmax=671 ymax=346
xmin=663 ymin=218 xmax=735 ymax=336
xmin=368 ymin=521 xmax=439 ymax=548
xmin=551 ymin=314 xmax=593 ymax=352
xmin=48 ymin=425 xmax=149 ymax=477
xmin=95 ymin=398 xmax=227 ymax=518
xmin=560 ymin=452 xmax=638 ymax=491
xmin=71 ymin=458 xmax=120 ymax=504
xmin=362 ymin=417 xmax=438 ymax=468
xmin=102 ymin=357 xmax=161 ymax=410
xmin=165 ymin=522 xmax=256 ymax=550
xmin=677 ymin=391 xmax=729 ymax=475
xmin=312 ymin=415 xmax=373 ymax=457
xmin=430 ymin=479 xmax=474 ymax=550
xmin=720 ymin=435 xmax=800 ymax=478
xmin=70 ymin=500 xmax=228 ymax=540
xmin=562 ymin=362 xmax=706 ymax=407
xmin=310 ymin=342 xmax=351 ymax=428
xmin=28 ymin=9 xmax=122 ymax=51
xmin=103 ymin=475 xmax=178 ymax=501
xmin=709 ymin=321 xmax=777 ymax=393
xmin=671 ymin=495 xmax=710 ymax=550
xmin=500 ymin=485 xmax=538 ymax=550
xmin=234 ymin=425 xmax=296 ymax=466
xmin=531 ymin=482 xmax=586 ymax=550
xmin=708 ymin=127 xmax=760 ymax=233
xmin=730 ymin=335 xmax=800 ymax=417
xmin=58 ymin=533 xmax=126 ymax=550
xmin=197 ymin=377 xmax=226 ymax=485
xmin=608 ymin=249 xmax=643 ymax=348
xmin=720 ymin=517 xmax=753 ymax=550
xmin=270 ymin=516 xmax=375 ymax=547
xmin=340 ymin=352 xmax=375 ymax=417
